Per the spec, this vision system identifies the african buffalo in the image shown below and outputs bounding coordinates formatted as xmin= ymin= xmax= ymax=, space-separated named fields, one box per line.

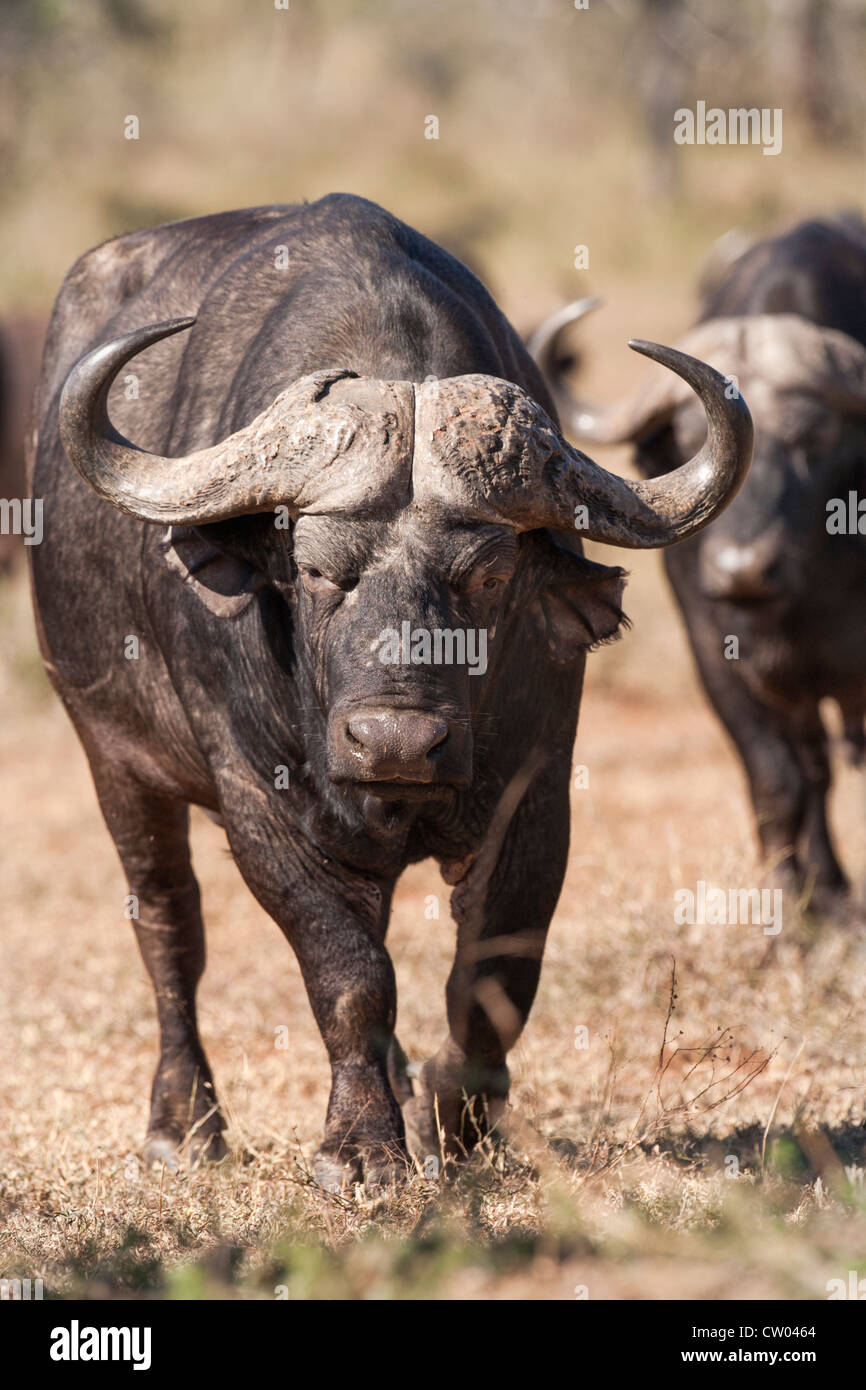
xmin=31 ymin=195 xmax=751 ymax=1185
xmin=531 ymin=216 xmax=866 ymax=911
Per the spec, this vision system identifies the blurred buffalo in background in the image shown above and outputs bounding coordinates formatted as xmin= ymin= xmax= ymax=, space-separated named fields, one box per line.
xmin=531 ymin=216 xmax=866 ymax=911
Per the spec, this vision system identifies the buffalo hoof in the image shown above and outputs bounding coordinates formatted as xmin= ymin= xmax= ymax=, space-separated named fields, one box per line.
xmin=762 ymin=865 xmax=848 ymax=923
xmin=142 ymin=1127 xmax=227 ymax=1171
xmin=403 ymin=1093 xmax=507 ymax=1171
xmin=312 ymin=1144 xmax=409 ymax=1194
xmin=802 ymin=882 xmax=850 ymax=921
xmin=403 ymin=1094 xmax=442 ymax=1169
xmin=386 ymin=1034 xmax=414 ymax=1106
xmin=403 ymin=1048 xmax=510 ymax=1167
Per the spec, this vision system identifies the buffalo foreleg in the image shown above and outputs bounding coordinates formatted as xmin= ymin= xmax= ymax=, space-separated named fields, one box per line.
xmin=794 ymin=710 xmax=848 ymax=903
xmin=687 ymin=632 xmax=847 ymax=905
xmin=296 ymin=904 xmax=405 ymax=1190
xmin=90 ymin=765 xmax=226 ymax=1167
xmin=405 ymin=753 xmax=569 ymax=1164
xmin=222 ymin=802 xmax=406 ymax=1190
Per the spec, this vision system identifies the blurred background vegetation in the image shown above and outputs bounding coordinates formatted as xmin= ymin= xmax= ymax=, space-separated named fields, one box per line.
xmin=0 ymin=0 xmax=863 ymax=331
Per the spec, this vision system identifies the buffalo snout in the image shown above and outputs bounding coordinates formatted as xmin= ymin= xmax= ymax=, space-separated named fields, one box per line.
xmin=699 ymin=528 xmax=785 ymax=604
xmin=328 ymin=707 xmax=471 ymax=788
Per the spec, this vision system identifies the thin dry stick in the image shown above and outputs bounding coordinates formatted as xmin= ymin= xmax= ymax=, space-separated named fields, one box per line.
xmin=433 ymin=1090 xmax=447 ymax=1177
xmin=761 ymin=1038 xmax=805 ymax=1169
xmin=583 ymin=1038 xmax=619 ymax=1177
xmin=90 ymin=1155 xmax=100 ymax=1216
xmin=581 ymin=968 xmax=774 ymax=1187
xmin=658 ymin=958 xmax=678 ymax=1074
xmin=180 ymin=1102 xmax=222 ymax=1160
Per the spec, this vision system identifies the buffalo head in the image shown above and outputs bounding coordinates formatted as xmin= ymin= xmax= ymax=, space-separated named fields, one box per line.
xmin=59 ymin=318 xmax=752 ymax=805
xmin=531 ymin=302 xmax=866 ymax=614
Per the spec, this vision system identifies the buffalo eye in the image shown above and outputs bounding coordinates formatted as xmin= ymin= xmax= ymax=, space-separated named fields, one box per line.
xmin=455 ymin=569 xmax=511 ymax=597
xmin=297 ymin=564 xmax=349 ymax=596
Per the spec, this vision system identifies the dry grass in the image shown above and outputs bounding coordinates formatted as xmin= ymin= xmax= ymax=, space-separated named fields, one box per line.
xmin=2 ymin=548 xmax=865 ymax=1300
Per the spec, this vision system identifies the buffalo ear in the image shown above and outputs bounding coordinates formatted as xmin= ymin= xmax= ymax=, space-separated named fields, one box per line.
xmin=530 ymin=539 xmax=628 ymax=665
xmin=161 ymin=525 xmax=266 ymax=618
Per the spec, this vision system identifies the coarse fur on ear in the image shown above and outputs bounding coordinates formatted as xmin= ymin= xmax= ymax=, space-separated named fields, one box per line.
xmin=160 ymin=525 xmax=266 ymax=618
xmin=529 ymin=533 xmax=629 ymax=665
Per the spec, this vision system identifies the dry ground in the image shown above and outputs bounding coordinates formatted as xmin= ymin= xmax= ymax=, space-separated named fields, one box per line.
xmin=2 ymin=522 xmax=865 ymax=1302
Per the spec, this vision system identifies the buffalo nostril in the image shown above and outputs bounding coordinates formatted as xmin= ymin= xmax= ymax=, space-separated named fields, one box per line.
xmin=346 ymin=711 xmax=449 ymax=765
xmin=701 ymin=548 xmax=781 ymax=601
xmin=330 ymin=707 xmax=471 ymax=788
xmin=700 ymin=528 xmax=785 ymax=602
